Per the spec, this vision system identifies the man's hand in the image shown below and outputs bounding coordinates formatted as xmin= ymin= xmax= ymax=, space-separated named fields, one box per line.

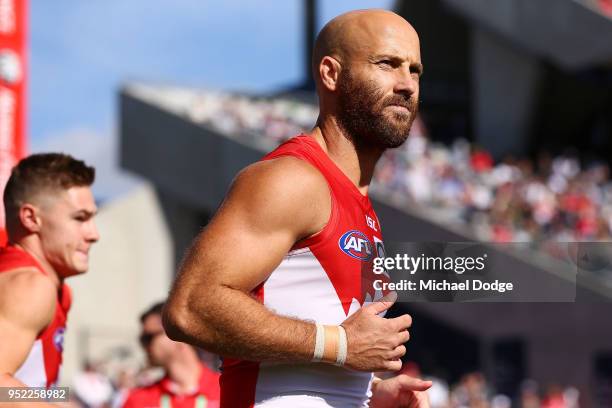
xmin=370 ymin=374 xmax=432 ymax=408
xmin=342 ymin=292 xmax=412 ymax=372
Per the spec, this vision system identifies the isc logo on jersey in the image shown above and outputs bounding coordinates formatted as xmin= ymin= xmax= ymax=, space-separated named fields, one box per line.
xmin=53 ymin=328 xmax=65 ymax=352
xmin=338 ymin=230 xmax=373 ymax=261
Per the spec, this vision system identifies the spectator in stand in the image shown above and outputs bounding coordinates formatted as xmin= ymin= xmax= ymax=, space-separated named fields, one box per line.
xmin=373 ymin=130 xmax=612 ymax=253
xmin=122 ymin=302 xmax=220 ymax=408
xmin=72 ymin=361 xmax=114 ymax=408
xmin=450 ymin=372 xmax=490 ymax=408
xmin=599 ymin=0 xmax=612 ymax=15
xmin=110 ymin=368 xmax=136 ymax=408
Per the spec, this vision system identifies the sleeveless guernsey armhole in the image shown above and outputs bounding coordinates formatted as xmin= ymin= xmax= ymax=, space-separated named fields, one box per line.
xmin=261 ymin=143 xmax=340 ymax=253
xmin=290 ymin=183 xmax=339 ymax=251
xmin=59 ymin=284 xmax=72 ymax=313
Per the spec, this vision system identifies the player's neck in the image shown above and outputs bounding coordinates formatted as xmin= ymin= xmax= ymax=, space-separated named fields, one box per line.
xmin=165 ymin=351 xmax=202 ymax=394
xmin=312 ymin=119 xmax=384 ymax=195
xmin=13 ymin=239 xmax=62 ymax=288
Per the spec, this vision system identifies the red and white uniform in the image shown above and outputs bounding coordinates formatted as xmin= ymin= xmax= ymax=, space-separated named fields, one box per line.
xmin=0 ymin=245 xmax=71 ymax=388
xmin=220 ymin=136 xmax=388 ymax=408
xmin=122 ymin=363 xmax=221 ymax=408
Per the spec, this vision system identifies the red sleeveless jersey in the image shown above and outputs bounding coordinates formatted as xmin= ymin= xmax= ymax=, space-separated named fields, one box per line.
xmin=220 ymin=135 xmax=388 ymax=408
xmin=0 ymin=245 xmax=72 ymax=387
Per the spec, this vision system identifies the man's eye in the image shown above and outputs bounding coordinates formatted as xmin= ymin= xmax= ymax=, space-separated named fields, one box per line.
xmin=377 ymin=60 xmax=393 ymax=66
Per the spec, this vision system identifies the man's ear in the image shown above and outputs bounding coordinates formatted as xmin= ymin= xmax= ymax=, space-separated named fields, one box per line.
xmin=19 ymin=204 xmax=42 ymax=233
xmin=319 ymin=56 xmax=342 ymax=92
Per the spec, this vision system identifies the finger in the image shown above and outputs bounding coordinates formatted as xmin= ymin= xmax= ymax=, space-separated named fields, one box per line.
xmin=395 ymin=374 xmax=433 ymax=392
xmin=389 ymin=344 xmax=406 ymax=360
xmin=395 ymin=329 xmax=410 ymax=345
xmin=401 ymin=388 xmax=431 ymax=408
xmin=415 ymin=390 xmax=431 ymax=408
xmin=389 ymin=314 xmax=412 ymax=331
xmin=364 ymin=291 xmax=397 ymax=315
xmin=397 ymin=389 xmax=430 ymax=408
xmin=382 ymin=358 xmax=403 ymax=372
xmin=397 ymin=390 xmax=419 ymax=408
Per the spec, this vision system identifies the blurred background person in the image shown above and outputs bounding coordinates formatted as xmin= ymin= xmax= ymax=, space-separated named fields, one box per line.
xmin=72 ymin=361 xmax=114 ymax=408
xmin=121 ymin=302 xmax=220 ymax=408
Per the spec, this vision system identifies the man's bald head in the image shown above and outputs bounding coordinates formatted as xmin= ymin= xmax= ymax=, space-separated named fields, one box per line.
xmin=312 ymin=9 xmax=419 ymax=85
xmin=312 ymin=9 xmax=422 ymax=149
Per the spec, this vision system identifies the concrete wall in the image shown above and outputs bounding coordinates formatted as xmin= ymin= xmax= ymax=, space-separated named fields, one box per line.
xmin=471 ymin=28 xmax=540 ymax=158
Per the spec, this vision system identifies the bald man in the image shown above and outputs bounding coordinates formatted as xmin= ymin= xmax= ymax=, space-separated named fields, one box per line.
xmin=164 ymin=9 xmax=430 ymax=408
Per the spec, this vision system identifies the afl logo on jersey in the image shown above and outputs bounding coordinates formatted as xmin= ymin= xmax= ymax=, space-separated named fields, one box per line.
xmin=339 ymin=230 xmax=373 ymax=261
xmin=53 ymin=328 xmax=65 ymax=352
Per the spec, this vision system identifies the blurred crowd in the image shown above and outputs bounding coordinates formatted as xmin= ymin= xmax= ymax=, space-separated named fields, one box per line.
xmin=594 ymin=0 xmax=612 ymax=15
xmin=69 ymin=359 xmax=584 ymax=408
xmin=181 ymin=91 xmax=612 ymax=244
xmin=426 ymin=372 xmax=581 ymax=408
xmin=378 ymin=363 xmax=585 ymax=408
xmin=68 ymin=360 xmax=200 ymax=407
xmin=167 ymin=88 xmax=319 ymax=147
xmin=584 ymin=0 xmax=612 ymax=15
xmin=373 ymin=128 xmax=612 ymax=246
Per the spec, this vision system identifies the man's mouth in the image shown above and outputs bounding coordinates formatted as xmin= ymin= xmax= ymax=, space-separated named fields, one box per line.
xmin=386 ymin=104 xmax=412 ymax=113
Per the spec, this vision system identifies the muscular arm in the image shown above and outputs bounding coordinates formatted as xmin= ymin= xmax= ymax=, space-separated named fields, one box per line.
xmin=0 ymin=268 xmax=59 ymax=408
xmin=163 ymin=157 xmax=331 ymax=363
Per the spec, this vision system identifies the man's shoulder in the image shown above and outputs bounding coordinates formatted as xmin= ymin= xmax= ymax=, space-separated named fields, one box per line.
xmin=235 ymin=156 xmax=329 ymax=207
xmin=0 ymin=268 xmax=55 ymax=299
xmin=0 ymin=268 xmax=56 ymax=328
xmin=242 ymin=155 xmax=327 ymax=188
xmin=230 ymin=156 xmax=331 ymax=234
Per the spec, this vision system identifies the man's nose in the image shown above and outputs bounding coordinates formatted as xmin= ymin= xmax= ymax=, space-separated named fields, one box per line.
xmin=87 ymin=221 xmax=100 ymax=243
xmin=394 ymin=67 xmax=419 ymax=96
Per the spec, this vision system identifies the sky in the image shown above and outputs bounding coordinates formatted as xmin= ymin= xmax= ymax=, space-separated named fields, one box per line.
xmin=28 ymin=0 xmax=392 ymax=198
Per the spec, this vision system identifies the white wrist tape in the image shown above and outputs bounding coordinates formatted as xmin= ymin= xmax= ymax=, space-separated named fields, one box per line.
xmin=312 ymin=323 xmax=325 ymax=362
xmin=336 ymin=325 xmax=348 ymax=366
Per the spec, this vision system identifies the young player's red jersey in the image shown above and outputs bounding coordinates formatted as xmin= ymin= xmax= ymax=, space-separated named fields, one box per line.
xmin=0 ymin=245 xmax=72 ymax=387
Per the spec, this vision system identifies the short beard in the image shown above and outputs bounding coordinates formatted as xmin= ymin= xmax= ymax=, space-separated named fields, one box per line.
xmin=336 ymin=69 xmax=418 ymax=150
